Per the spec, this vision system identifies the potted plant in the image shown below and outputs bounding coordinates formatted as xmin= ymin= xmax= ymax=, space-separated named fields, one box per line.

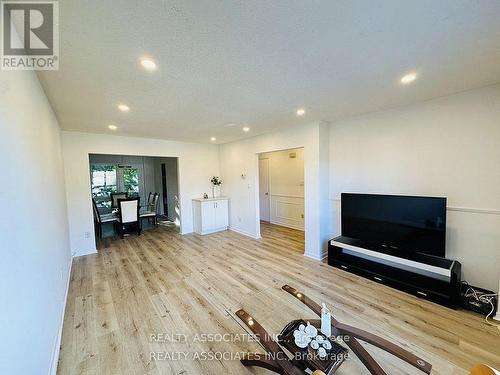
xmin=211 ymin=176 xmax=222 ymax=198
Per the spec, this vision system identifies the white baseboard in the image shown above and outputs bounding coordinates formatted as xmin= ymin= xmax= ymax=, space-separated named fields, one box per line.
xmin=229 ymin=227 xmax=261 ymax=239
xmin=75 ymin=247 xmax=97 ymax=257
xmin=49 ymin=258 xmax=73 ymax=375
xmin=494 ymin=313 xmax=500 ymax=322
xmin=198 ymin=227 xmax=228 ymax=235
xmin=304 ymin=252 xmax=327 ymax=261
xmin=270 ymin=219 xmax=304 ymax=231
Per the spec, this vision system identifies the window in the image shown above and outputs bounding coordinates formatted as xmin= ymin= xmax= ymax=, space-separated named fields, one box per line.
xmin=123 ymin=167 xmax=139 ymax=197
xmin=90 ymin=164 xmax=117 ymax=208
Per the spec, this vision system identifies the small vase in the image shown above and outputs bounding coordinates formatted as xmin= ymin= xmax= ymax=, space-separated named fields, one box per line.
xmin=212 ymin=185 xmax=220 ymax=198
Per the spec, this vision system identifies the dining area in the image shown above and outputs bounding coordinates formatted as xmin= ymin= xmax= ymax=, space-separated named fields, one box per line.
xmin=89 ymin=153 xmax=180 ymax=240
xmin=92 ymin=192 xmax=161 ymax=239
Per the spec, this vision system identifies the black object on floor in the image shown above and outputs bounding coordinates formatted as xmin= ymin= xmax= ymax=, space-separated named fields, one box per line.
xmin=460 ymin=283 xmax=497 ymax=317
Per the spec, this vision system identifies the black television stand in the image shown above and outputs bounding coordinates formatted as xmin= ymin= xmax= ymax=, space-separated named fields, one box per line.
xmin=328 ymin=236 xmax=462 ymax=309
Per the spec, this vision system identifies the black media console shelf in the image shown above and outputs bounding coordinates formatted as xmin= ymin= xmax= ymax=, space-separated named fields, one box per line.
xmin=328 ymin=236 xmax=462 ymax=309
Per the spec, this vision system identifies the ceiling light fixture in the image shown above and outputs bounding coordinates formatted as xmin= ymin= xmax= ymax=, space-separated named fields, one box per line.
xmin=243 ymin=127 xmax=250 ymax=132
xmin=108 ymin=124 xmax=118 ymax=130
xmin=140 ymin=58 xmax=157 ymax=71
xmin=118 ymin=104 xmax=130 ymax=112
xmin=296 ymin=108 xmax=306 ymax=116
xmin=210 ymin=137 xmax=216 ymax=141
xmin=400 ymin=72 xmax=417 ymax=84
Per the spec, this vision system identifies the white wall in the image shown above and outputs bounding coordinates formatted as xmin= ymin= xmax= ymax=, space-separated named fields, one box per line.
xmin=0 ymin=69 xmax=71 ymax=373
xmin=260 ymin=148 xmax=305 ymax=230
xmin=329 ymin=84 xmax=500 ymax=291
xmin=62 ymin=132 xmax=219 ymax=256
xmin=219 ymin=122 xmax=331 ymax=260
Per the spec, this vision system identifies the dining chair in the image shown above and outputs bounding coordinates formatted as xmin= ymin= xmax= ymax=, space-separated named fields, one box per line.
xmin=110 ymin=192 xmax=128 ymax=209
xmin=147 ymin=192 xmax=154 ymax=210
xmin=116 ymin=197 xmax=141 ymax=238
xmin=92 ymin=198 xmax=118 ymax=239
xmin=140 ymin=193 xmax=160 ymax=226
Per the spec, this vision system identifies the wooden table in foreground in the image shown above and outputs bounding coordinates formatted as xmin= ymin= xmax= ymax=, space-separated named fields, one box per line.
xmin=235 ymin=285 xmax=432 ymax=375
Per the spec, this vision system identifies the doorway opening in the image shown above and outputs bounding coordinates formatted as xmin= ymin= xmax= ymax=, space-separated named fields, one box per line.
xmin=258 ymin=148 xmax=305 ymax=253
xmin=89 ymin=154 xmax=180 ymax=241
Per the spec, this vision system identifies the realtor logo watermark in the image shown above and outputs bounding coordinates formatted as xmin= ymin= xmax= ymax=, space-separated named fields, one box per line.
xmin=1 ymin=0 xmax=59 ymax=70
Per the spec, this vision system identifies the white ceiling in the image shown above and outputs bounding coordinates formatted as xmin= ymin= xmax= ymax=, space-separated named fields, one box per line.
xmin=37 ymin=0 xmax=500 ymax=144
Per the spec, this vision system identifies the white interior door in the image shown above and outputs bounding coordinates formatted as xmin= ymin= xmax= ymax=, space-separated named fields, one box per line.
xmin=259 ymin=158 xmax=270 ymax=222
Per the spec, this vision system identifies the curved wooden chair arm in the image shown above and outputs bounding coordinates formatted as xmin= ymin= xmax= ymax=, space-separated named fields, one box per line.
xmin=333 ymin=321 xmax=431 ymax=374
xmin=236 ymin=309 xmax=303 ymax=375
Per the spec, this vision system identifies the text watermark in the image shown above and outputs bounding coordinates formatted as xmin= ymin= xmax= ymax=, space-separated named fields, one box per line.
xmin=1 ymin=0 xmax=59 ymax=70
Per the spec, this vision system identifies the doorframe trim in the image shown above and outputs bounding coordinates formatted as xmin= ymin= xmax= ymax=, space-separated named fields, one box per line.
xmin=258 ymin=157 xmax=271 ymax=223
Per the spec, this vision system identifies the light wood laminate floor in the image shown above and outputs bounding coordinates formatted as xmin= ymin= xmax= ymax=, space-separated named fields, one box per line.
xmin=58 ymin=224 xmax=500 ymax=374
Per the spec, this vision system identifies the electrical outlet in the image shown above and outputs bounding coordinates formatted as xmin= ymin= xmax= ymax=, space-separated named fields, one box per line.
xmin=84 ymin=231 xmax=91 ymax=238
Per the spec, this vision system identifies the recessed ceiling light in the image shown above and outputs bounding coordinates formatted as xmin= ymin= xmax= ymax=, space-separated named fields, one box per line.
xmin=296 ymin=108 xmax=306 ymax=116
xmin=118 ymin=104 xmax=130 ymax=112
xmin=400 ymin=72 xmax=417 ymax=84
xmin=140 ymin=58 xmax=157 ymax=71
xmin=108 ymin=124 xmax=118 ymax=130
xmin=243 ymin=127 xmax=250 ymax=132
xmin=210 ymin=137 xmax=216 ymax=141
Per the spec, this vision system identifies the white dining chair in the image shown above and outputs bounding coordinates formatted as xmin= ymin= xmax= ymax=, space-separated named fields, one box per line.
xmin=116 ymin=198 xmax=140 ymax=238
xmin=146 ymin=192 xmax=154 ymax=210
xmin=140 ymin=193 xmax=160 ymax=226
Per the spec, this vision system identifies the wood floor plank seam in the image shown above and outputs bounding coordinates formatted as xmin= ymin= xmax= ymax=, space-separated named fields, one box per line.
xmin=58 ymin=223 xmax=500 ymax=374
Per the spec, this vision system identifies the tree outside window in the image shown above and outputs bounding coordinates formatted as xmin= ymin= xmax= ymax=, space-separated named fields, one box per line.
xmin=123 ymin=168 xmax=139 ymax=197
xmin=91 ymin=164 xmax=117 ymax=208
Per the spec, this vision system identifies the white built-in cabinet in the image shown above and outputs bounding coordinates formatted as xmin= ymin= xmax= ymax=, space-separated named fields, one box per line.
xmin=192 ymin=197 xmax=229 ymax=235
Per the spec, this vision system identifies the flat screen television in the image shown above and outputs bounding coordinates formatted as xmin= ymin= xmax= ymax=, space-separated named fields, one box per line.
xmin=341 ymin=193 xmax=446 ymax=258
